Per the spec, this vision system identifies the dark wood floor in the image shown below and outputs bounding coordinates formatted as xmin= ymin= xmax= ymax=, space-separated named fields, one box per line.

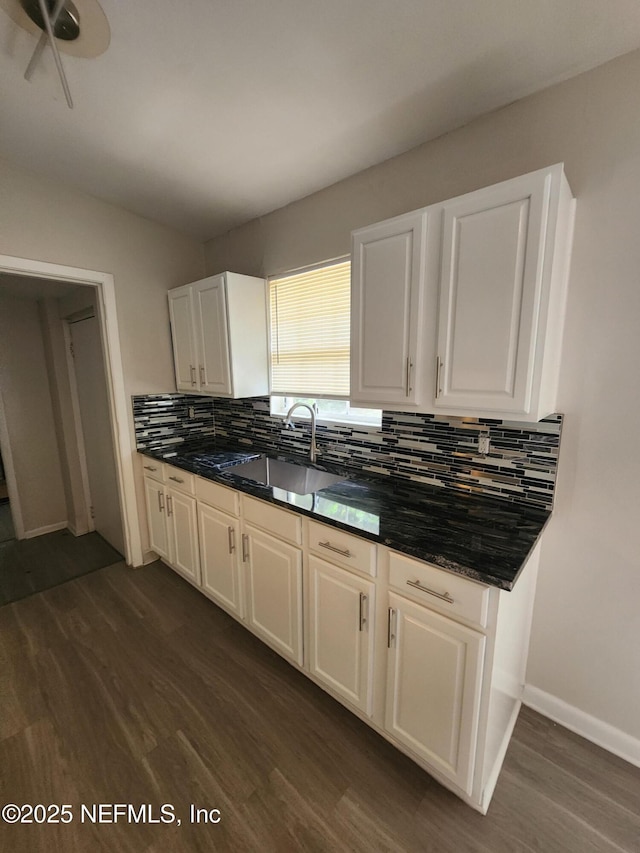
xmin=0 ymin=527 xmax=122 ymax=605
xmin=0 ymin=501 xmax=14 ymax=543
xmin=1 ymin=560 xmax=639 ymax=852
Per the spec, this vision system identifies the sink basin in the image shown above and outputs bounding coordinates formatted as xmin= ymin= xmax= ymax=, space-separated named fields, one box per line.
xmin=230 ymin=457 xmax=346 ymax=496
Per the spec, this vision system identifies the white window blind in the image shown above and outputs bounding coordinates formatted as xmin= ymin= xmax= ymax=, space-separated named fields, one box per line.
xmin=269 ymin=260 xmax=351 ymax=397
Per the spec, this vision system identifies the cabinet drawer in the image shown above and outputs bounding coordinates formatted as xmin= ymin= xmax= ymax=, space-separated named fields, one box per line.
xmin=196 ymin=477 xmax=239 ymax=516
xmin=165 ymin=464 xmax=195 ymax=495
xmin=388 ymin=551 xmax=489 ymax=628
xmin=241 ymin=495 xmax=302 ymax=545
xmin=141 ymin=458 xmax=164 ymax=482
xmin=308 ymin=521 xmax=376 ymax=578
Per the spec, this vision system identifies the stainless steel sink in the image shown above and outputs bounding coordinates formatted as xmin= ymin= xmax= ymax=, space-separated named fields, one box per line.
xmin=230 ymin=457 xmax=346 ymax=495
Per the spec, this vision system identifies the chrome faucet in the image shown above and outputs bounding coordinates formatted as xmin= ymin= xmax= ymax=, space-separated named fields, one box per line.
xmin=283 ymin=402 xmax=319 ymax=463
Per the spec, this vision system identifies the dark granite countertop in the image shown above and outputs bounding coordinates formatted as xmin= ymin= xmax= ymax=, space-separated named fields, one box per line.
xmin=139 ymin=441 xmax=551 ymax=591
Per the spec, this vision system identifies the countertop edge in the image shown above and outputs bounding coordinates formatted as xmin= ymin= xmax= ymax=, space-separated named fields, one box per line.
xmin=138 ymin=446 xmax=550 ymax=592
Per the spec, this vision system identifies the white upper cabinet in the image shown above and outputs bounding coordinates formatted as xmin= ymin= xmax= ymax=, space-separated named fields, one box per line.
xmin=351 ymin=211 xmax=427 ymax=406
xmin=168 ymin=272 xmax=269 ymax=398
xmin=351 ymin=165 xmax=575 ymax=420
xmin=192 ymin=276 xmax=232 ymax=395
xmin=434 ymin=165 xmax=575 ymax=419
xmin=168 ymin=285 xmax=198 ymax=392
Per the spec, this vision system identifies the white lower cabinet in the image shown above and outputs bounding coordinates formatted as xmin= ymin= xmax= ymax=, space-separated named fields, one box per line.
xmin=385 ymin=591 xmax=486 ymax=795
xmin=198 ymin=503 xmax=243 ymax=618
xmin=143 ymin=474 xmax=200 ymax=585
xmin=166 ymin=487 xmax=200 ymax=585
xmin=141 ymin=459 xmax=538 ymax=812
xmin=144 ymin=476 xmax=170 ymax=560
xmin=242 ymin=522 xmax=303 ymax=666
xmin=308 ymin=555 xmax=375 ymax=715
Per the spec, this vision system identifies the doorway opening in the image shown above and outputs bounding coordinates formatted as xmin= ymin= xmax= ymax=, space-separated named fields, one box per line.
xmin=0 ymin=448 xmax=13 ymax=543
xmin=0 ymin=254 xmax=141 ymax=573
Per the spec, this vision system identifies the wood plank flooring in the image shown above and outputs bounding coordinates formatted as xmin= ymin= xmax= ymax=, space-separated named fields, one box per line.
xmin=0 ymin=528 xmax=122 ymax=605
xmin=0 ymin=502 xmax=14 ymax=543
xmin=1 ymin=559 xmax=639 ymax=852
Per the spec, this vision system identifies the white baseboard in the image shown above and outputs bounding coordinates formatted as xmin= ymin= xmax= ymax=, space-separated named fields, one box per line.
xmin=23 ymin=521 xmax=68 ymax=539
xmin=67 ymin=521 xmax=90 ymax=537
xmin=141 ymin=549 xmax=160 ymax=566
xmin=523 ymin=684 xmax=640 ymax=769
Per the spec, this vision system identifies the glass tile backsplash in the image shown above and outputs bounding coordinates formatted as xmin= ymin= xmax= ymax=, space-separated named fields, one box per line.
xmin=133 ymin=394 xmax=562 ymax=509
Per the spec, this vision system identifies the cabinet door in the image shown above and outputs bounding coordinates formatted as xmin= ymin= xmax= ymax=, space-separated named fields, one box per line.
xmin=144 ymin=477 xmax=170 ymax=559
xmin=168 ymin=286 xmax=198 ymax=392
xmin=198 ymin=503 xmax=243 ymax=618
xmin=166 ymin=488 xmax=201 ymax=585
xmin=308 ymin=556 xmax=375 ymax=715
xmin=243 ymin=524 xmax=303 ymax=665
xmin=434 ymin=170 xmax=552 ymax=414
xmin=385 ymin=593 xmax=485 ymax=795
xmin=351 ymin=211 xmax=426 ymax=405
xmin=192 ymin=276 xmax=232 ymax=396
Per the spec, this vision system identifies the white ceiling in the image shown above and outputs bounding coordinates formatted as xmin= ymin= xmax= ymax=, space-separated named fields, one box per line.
xmin=1 ymin=0 xmax=640 ymax=241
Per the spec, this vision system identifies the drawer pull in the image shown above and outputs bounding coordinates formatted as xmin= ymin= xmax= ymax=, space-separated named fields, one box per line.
xmin=166 ymin=495 xmax=173 ymax=517
xmin=319 ymin=541 xmax=352 ymax=558
xmin=407 ymin=579 xmax=454 ymax=604
xmin=157 ymin=492 xmax=164 ymax=512
xmin=190 ymin=365 xmax=197 ymax=386
xmin=228 ymin=526 xmax=235 ymax=554
xmin=241 ymin=533 xmax=249 ymax=563
xmin=359 ymin=592 xmax=367 ymax=632
xmin=144 ymin=465 xmax=158 ymax=472
xmin=168 ymin=475 xmax=184 ymax=483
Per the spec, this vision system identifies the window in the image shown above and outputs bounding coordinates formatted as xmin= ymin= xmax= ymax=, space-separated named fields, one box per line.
xmin=270 ymin=396 xmax=382 ymax=427
xmin=268 ymin=260 xmax=382 ymax=427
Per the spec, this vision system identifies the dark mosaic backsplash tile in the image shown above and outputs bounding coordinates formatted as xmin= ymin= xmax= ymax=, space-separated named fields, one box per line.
xmin=133 ymin=394 xmax=215 ymax=453
xmin=133 ymin=394 xmax=562 ymax=508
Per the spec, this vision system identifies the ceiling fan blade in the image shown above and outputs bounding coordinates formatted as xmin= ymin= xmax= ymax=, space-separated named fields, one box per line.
xmin=33 ymin=0 xmax=73 ymax=107
xmin=24 ymin=0 xmax=66 ymax=81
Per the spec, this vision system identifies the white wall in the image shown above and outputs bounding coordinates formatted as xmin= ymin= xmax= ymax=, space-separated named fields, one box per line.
xmin=39 ymin=296 xmax=90 ymax=537
xmin=0 ymin=157 xmax=205 ymax=554
xmin=204 ymin=50 xmax=640 ymax=749
xmin=0 ymin=295 xmax=67 ymax=535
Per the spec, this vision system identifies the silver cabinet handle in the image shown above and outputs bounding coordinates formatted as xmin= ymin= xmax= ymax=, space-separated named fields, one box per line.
xmin=168 ymin=475 xmax=184 ymax=483
xmin=228 ymin=526 xmax=235 ymax=554
xmin=387 ymin=607 xmax=396 ymax=648
xmin=407 ymin=579 xmax=454 ymax=604
xmin=241 ymin=533 xmax=249 ymax=562
xmin=435 ymin=356 xmax=444 ymax=397
xmin=166 ymin=495 xmax=173 ymax=517
xmin=359 ymin=592 xmax=367 ymax=632
xmin=199 ymin=365 xmax=205 ymax=385
xmin=157 ymin=492 xmax=164 ymax=512
xmin=406 ymin=356 xmax=413 ymax=395
xmin=144 ymin=465 xmax=158 ymax=472
xmin=190 ymin=365 xmax=197 ymax=386
xmin=319 ymin=541 xmax=352 ymax=558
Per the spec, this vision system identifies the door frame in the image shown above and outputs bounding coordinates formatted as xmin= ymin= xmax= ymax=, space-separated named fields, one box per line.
xmin=0 ymin=253 xmax=142 ymax=566
xmin=62 ymin=312 xmax=96 ymax=536
xmin=0 ymin=387 xmax=24 ymax=539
